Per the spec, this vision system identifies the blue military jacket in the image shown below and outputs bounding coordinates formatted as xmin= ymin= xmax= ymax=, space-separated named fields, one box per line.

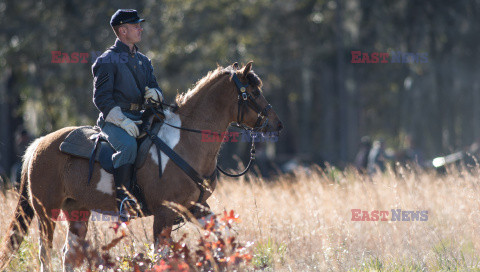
xmin=92 ymin=39 xmax=161 ymax=123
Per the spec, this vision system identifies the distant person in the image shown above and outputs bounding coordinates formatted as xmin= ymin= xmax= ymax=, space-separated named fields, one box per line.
xmin=397 ymin=134 xmax=424 ymax=167
xmin=92 ymin=9 xmax=163 ymax=221
xmin=354 ymin=136 xmax=372 ymax=173
xmin=368 ymin=139 xmax=390 ymax=175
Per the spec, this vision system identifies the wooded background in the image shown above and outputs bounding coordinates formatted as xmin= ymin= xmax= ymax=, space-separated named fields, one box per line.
xmin=1 ymin=0 xmax=480 ymax=177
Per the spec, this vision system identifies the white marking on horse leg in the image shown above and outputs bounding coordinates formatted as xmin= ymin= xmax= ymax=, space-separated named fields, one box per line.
xmin=62 ymin=230 xmax=79 ymax=272
xmin=96 ymin=169 xmax=114 ymax=195
xmin=38 ymin=233 xmax=52 ymax=272
xmin=39 ymin=236 xmax=45 ymax=271
xmin=149 ymin=109 xmax=181 ymax=173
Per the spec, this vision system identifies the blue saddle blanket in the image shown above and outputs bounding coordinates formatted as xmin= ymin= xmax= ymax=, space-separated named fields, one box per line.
xmin=59 ymin=126 xmax=114 ymax=173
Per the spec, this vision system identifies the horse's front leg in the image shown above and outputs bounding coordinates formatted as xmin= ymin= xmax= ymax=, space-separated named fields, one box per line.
xmin=153 ymin=208 xmax=176 ymax=257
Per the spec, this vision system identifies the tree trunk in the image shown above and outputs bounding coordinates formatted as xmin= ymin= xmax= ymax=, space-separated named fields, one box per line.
xmin=300 ymin=54 xmax=313 ymax=156
xmin=0 ymin=69 xmax=13 ymax=178
xmin=335 ymin=0 xmax=347 ymax=162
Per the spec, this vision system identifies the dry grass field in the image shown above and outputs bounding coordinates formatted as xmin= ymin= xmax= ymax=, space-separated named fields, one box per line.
xmin=1 ymin=164 xmax=480 ymax=271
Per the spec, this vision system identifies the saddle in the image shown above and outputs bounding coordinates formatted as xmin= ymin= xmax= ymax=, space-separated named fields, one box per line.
xmin=59 ymin=126 xmax=113 ymax=172
xmin=59 ymin=124 xmax=162 ymax=174
xmin=59 ymin=123 xmax=163 ymax=217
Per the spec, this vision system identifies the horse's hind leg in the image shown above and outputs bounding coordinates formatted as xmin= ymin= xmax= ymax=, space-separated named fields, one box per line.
xmin=62 ymin=207 xmax=90 ymax=272
xmin=37 ymin=214 xmax=57 ymax=272
xmin=33 ymin=194 xmax=63 ymax=272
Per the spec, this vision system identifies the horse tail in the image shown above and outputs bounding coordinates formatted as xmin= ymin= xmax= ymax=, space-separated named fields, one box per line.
xmin=0 ymin=137 xmax=42 ymax=270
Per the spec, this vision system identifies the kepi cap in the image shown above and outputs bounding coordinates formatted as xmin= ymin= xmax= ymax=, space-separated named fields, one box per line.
xmin=110 ymin=9 xmax=145 ymax=27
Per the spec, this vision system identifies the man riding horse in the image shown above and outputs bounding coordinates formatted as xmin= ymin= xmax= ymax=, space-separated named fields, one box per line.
xmin=0 ymin=8 xmax=284 ymax=270
xmin=92 ymin=9 xmax=163 ymax=221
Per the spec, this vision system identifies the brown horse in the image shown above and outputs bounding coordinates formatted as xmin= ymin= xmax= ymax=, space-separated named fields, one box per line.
xmin=0 ymin=62 xmax=282 ymax=271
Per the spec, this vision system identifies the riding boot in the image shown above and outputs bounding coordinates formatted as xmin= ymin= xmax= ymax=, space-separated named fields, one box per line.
xmin=113 ymin=164 xmax=137 ymax=222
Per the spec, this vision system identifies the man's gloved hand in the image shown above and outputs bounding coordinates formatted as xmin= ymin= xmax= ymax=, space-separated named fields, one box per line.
xmin=120 ymin=118 xmax=143 ymax=138
xmin=144 ymin=87 xmax=163 ymax=103
xmin=105 ymin=106 xmax=143 ymax=138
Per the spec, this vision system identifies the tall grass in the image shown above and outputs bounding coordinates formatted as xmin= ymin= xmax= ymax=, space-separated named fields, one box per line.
xmin=1 ymin=164 xmax=480 ymax=271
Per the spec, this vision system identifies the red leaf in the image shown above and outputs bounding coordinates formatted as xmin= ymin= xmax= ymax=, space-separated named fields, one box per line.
xmin=221 ymin=210 xmax=240 ymax=223
xmin=153 ymin=260 xmax=171 ymax=272
xmin=241 ymin=253 xmax=253 ymax=262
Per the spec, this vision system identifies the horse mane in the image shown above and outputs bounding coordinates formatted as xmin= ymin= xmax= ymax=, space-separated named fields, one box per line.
xmin=175 ymin=64 xmax=263 ymax=107
xmin=175 ymin=66 xmax=227 ymax=107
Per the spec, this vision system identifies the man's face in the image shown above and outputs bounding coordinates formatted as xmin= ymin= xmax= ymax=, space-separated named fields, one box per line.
xmin=121 ymin=23 xmax=143 ymax=44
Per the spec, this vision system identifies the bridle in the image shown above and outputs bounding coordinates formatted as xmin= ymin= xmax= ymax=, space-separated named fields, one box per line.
xmin=230 ymin=73 xmax=272 ymax=132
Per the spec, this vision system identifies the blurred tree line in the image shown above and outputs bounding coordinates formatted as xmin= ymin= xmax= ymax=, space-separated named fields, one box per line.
xmin=1 ymin=0 xmax=480 ymax=175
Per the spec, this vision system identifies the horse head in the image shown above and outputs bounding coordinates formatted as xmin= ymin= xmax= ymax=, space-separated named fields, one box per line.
xmin=227 ymin=61 xmax=283 ymax=133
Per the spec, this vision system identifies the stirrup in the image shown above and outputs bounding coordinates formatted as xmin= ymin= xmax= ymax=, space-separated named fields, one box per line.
xmin=119 ymin=197 xmax=138 ymax=222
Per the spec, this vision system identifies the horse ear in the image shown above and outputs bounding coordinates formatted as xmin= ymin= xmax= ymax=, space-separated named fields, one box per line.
xmin=243 ymin=61 xmax=253 ymax=77
xmin=232 ymin=62 xmax=239 ymax=70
